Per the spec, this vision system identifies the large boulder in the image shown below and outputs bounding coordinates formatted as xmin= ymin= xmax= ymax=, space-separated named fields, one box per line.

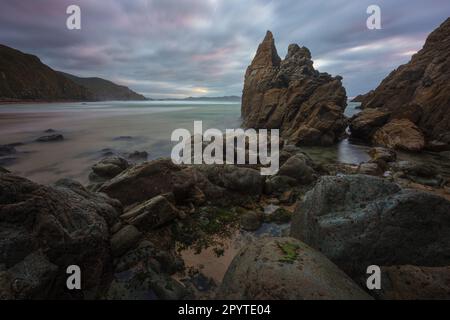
xmin=372 ymin=119 xmax=425 ymax=152
xmin=98 ymin=159 xmax=203 ymax=206
xmin=0 ymin=252 xmax=58 ymax=300
xmin=277 ymin=154 xmax=316 ymax=184
xmin=89 ymin=156 xmax=130 ymax=183
xmin=197 ymin=165 xmax=265 ymax=196
xmin=241 ymin=31 xmax=347 ymax=146
xmin=120 ymin=195 xmax=180 ymax=231
xmin=390 ymin=160 xmax=442 ymax=186
xmin=217 ymin=237 xmax=371 ymax=300
xmin=0 ymin=174 xmax=122 ymax=299
xmin=375 ymin=265 xmax=450 ymax=300
xmin=290 ymin=175 xmax=450 ymax=278
xmin=351 ymin=18 xmax=450 ymax=146
xmin=98 ymin=158 xmax=259 ymax=208
xmin=110 ymin=225 xmax=142 ymax=257
xmin=349 ymin=108 xmax=390 ymax=139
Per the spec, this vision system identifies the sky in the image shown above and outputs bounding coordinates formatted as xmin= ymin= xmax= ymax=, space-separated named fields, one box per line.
xmin=0 ymin=0 xmax=449 ymax=99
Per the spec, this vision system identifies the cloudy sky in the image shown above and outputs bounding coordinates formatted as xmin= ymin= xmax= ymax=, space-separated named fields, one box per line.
xmin=0 ymin=0 xmax=449 ymax=98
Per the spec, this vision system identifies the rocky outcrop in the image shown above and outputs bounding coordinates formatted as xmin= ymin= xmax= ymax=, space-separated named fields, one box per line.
xmin=241 ymin=31 xmax=348 ymax=146
xmin=217 ymin=237 xmax=371 ymax=300
xmin=351 ymin=18 xmax=450 ymax=149
xmin=290 ymin=175 xmax=450 ymax=278
xmin=0 ymin=174 xmax=122 ymax=299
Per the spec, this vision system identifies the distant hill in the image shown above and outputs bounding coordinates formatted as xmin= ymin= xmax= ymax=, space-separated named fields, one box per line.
xmin=0 ymin=44 xmax=92 ymax=102
xmin=59 ymin=72 xmax=147 ymax=101
xmin=157 ymin=96 xmax=241 ymax=102
xmin=0 ymin=44 xmax=146 ymax=102
xmin=183 ymin=96 xmax=240 ymax=101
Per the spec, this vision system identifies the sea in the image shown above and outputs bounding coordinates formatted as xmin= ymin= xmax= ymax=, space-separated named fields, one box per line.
xmin=0 ymin=100 xmax=448 ymax=184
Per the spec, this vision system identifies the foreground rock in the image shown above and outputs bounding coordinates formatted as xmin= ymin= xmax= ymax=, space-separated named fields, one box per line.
xmin=368 ymin=147 xmax=397 ymax=163
xmin=372 ymin=119 xmax=425 ymax=152
xmin=239 ymin=211 xmax=263 ymax=231
xmin=35 ymin=134 xmax=64 ymax=142
xmin=390 ymin=160 xmax=443 ymax=187
xmin=241 ymin=31 xmax=347 ymax=146
xmin=89 ymin=156 xmax=130 ymax=182
xmin=277 ymin=154 xmax=316 ymax=184
xmin=0 ymin=174 xmax=122 ymax=299
xmin=121 ymin=195 xmax=180 ymax=231
xmin=351 ymin=18 xmax=450 ymax=150
xmin=375 ymin=265 xmax=450 ymax=300
xmin=99 ymin=159 xmax=188 ymax=206
xmin=99 ymin=158 xmax=263 ymax=207
xmin=128 ymin=151 xmax=148 ymax=161
xmin=110 ymin=225 xmax=142 ymax=257
xmin=349 ymin=108 xmax=390 ymax=139
xmin=106 ymin=241 xmax=189 ymax=300
xmin=0 ymin=145 xmax=16 ymax=156
xmin=217 ymin=237 xmax=371 ymax=300
xmin=291 ymin=175 xmax=450 ymax=278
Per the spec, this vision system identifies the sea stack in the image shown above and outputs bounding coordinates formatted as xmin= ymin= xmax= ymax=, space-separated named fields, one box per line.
xmin=241 ymin=31 xmax=347 ymax=146
xmin=350 ymin=18 xmax=450 ymax=152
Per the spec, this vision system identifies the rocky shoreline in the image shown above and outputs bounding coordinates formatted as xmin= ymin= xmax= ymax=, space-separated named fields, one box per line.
xmin=1 ymin=140 xmax=450 ymax=299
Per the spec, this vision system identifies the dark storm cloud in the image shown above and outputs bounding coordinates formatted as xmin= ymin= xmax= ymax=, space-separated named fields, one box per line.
xmin=0 ymin=0 xmax=449 ymax=98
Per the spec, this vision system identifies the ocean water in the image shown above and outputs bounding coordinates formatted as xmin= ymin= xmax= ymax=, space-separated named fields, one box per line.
xmin=0 ymin=100 xmax=241 ymax=184
xmin=1 ymin=101 xmax=448 ymax=184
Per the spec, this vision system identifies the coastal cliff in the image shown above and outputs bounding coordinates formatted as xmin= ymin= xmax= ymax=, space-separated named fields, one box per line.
xmin=0 ymin=44 xmax=146 ymax=102
xmin=350 ymin=18 xmax=450 ymax=151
